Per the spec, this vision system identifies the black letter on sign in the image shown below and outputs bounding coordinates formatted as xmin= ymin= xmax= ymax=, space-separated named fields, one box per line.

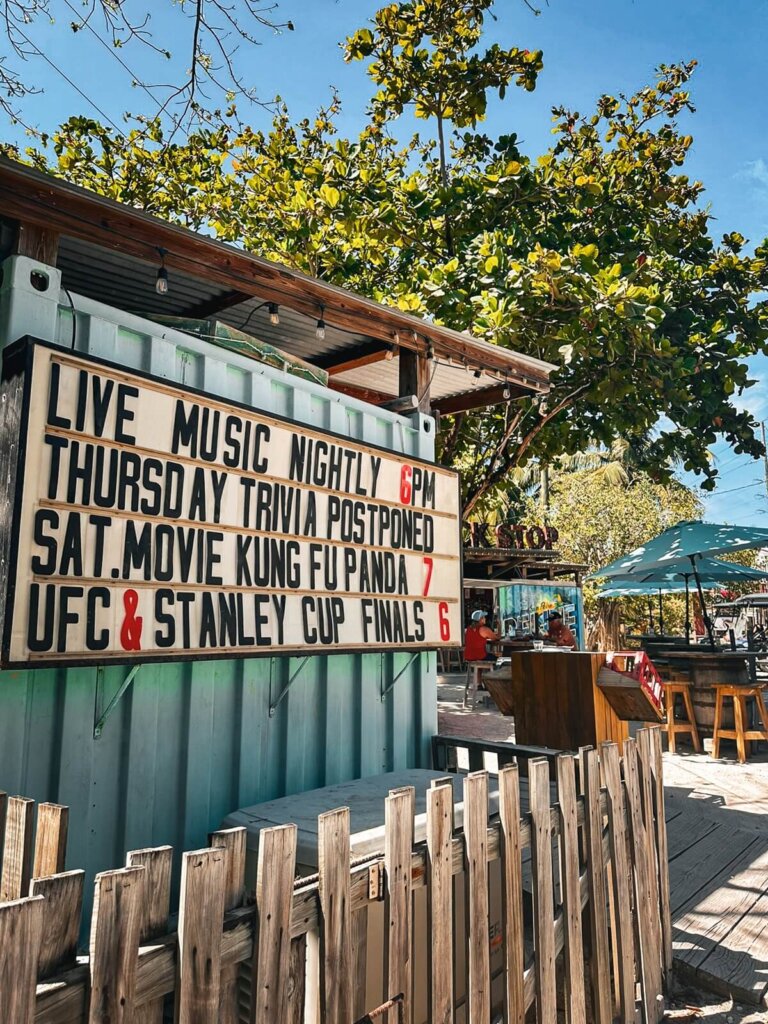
xmin=57 ymin=586 xmax=83 ymax=653
xmin=27 ymin=583 xmax=54 ymax=652
xmin=31 ymin=509 xmax=59 ymax=575
xmin=86 ymin=588 xmax=110 ymax=651
xmin=47 ymin=362 xmax=71 ymax=428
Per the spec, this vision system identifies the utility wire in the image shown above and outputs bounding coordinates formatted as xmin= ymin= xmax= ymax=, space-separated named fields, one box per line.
xmin=14 ymin=25 xmax=125 ymax=134
xmin=709 ymin=480 xmax=763 ymax=497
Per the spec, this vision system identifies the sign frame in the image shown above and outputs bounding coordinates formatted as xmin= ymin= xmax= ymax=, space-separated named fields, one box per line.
xmin=0 ymin=337 xmax=464 ymax=669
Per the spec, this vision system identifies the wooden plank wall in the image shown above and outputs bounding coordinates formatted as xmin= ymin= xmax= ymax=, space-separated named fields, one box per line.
xmin=0 ymin=727 xmax=671 ymax=1024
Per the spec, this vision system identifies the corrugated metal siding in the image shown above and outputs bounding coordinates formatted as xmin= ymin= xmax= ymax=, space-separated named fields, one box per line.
xmin=0 ymin=255 xmax=437 ymax=911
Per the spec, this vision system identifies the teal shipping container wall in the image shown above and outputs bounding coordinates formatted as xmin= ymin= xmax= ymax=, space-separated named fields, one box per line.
xmin=0 ymin=255 xmax=437 ymax=892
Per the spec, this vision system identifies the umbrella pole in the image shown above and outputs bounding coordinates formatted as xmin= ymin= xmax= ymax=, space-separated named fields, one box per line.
xmin=690 ymin=556 xmax=716 ymax=648
xmin=685 ymin=577 xmax=691 ymax=643
xmin=658 ymin=589 xmax=664 ymax=635
xmin=647 ymin=598 xmax=654 ymax=633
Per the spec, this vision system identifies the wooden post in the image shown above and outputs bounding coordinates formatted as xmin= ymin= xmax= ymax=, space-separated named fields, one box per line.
xmin=251 ymin=824 xmax=297 ymax=1024
xmin=13 ymin=222 xmax=59 ymax=265
xmin=498 ymin=764 xmax=525 ymax=1024
xmin=426 ymin=783 xmax=453 ymax=1024
xmin=29 ymin=869 xmax=84 ymax=979
xmin=649 ymin=727 xmax=673 ymax=977
xmin=0 ymin=895 xmax=45 ymax=1024
xmin=126 ymin=846 xmax=173 ymax=1024
xmin=529 ymin=759 xmax=557 ymax=1024
xmin=0 ymin=796 xmax=35 ymax=901
xmin=33 ymin=803 xmax=69 ymax=879
xmin=176 ymin=848 xmax=227 ymax=1024
xmin=318 ymin=809 xmax=353 ymax=1024
xmin=399 ymin=347 xmax=432 ymax=413
xmin=583 ymin=749 xmax=611 ymax=1024
xmin=623 ymin=738 xmax=662 ymax=1024
xmin=88 ymin=866 xmax=145 ymax=1024
xmin=210 ymin=828 xmax=247 ymax=1024
xmin=385 ymin=786 xmax=415 ymax=1024
xmin=464 ymin=771 xmax=490 ymax=1024
xmin=601 ymin=743 xmax=636 ymax=1024
xmin=556 ymin=754 xmax=586 ymax=1024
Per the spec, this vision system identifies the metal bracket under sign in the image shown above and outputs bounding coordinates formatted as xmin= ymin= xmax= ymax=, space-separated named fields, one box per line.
xmin=94 ymin=664 xmax=142 ymax=738
xmin=269 ymin=656 xmax=311 ymax=717
xmin=380 ymin=652 xmax=421 ymax=702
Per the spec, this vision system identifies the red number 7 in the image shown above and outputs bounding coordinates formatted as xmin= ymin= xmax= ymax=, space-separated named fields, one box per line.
xmin=422 ymin=556 xmax=434 ymax=596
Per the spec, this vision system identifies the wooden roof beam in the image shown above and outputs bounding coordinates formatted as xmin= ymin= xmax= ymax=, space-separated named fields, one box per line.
xmin=432 ymin=382 xmax=528 ymax=415
xmin=316 ymin=340 xmax=394 ymax=374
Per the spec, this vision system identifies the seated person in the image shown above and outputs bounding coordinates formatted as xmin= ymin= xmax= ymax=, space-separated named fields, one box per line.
xmin=545 ymin=611 xmax=576 ymax=648
xmin=463 ymin=610 xmax=499 ymax=663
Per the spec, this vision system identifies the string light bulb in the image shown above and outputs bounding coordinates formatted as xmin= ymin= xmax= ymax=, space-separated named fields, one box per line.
xmin=155 ymin=248 xmax=169 ymax=296
xmin=268 ymin=302 xmax=280 ymax=326
xmin=315 ymin=304 xmax=326 ymax=341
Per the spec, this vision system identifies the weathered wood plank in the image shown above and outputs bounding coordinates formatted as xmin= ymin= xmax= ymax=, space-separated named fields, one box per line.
xmin=29 ymin=870 xmax=84 ymax=980
xmin=176 ymin=848 xmax=227 ymax=1024
xmin=426 ymin=783 xmax=453 ymax=1024
xmin=0 ymin=895 xmax=44 ymax=1024
xmin=649 ymin=727 xmax=672 ymax=978
xmin=88 ymin=867 xmax=145 ymax=1024
xmin=584 ymin=748 xmax=611 ymax=1024
xmin=126 ymin=846 xmax=172 ymax=1024
xmin=385 ymin=787 xmax=415 ymax=1024
xmin=286 ymin=934 xmax=307 ymax=1024
xmin=601 ymin=743 xmax=636 ymax=1024
xmin=210 ymin=828 xmax=247 ymax=1024
xmin=499 ymin=764 xmax=525 ymax=1024
xmin=557 ymin=754 xmax=586 ymax=1024
xmin=32 ymin=804 xmax=69 ymax=880
xmin=1 ymin=796 xmax=35 ymax=901
xmin=623 ymin=738 xmax=660 ymax=1024
xmin=529 ymin=759 xmax=556 ymax=1024
xmin=252 ymin=824 xmax=297 ymax=1024
xmin=638 ymin=727 xmax=664 ymax=1013
xmin=351 ymin=907 xmax=368 ymax=1021
xmin=318 ymin=809 xmax=353 ymax=1024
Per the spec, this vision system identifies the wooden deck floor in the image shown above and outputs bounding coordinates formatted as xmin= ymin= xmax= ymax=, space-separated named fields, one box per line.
xmin=663 ymin=749 xmax=768 ymax=1007
xmin=437 ymin=674 xmax=768 ymax=1007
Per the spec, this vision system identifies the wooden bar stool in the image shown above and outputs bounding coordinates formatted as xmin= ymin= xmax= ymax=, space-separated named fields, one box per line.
xmin=464 ymin=662 xmax=492 ymax=709
xmin=665 ymin=679 xmax=701 ymax=754
xmin=712 ymin=685 xmax=768 ymax=764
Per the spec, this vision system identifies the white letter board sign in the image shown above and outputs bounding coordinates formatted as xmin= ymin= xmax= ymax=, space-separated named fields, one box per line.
xmin=0 ymin=340 xmax=462 ymax=667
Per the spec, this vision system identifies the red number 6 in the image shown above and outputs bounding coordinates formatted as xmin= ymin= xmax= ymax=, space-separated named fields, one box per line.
xmin=438 ymin=602 xmax=450 ymax=642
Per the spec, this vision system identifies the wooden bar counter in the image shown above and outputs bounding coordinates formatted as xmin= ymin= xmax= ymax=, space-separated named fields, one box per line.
xmin=484 ymin=651 xmax=630 ymax=753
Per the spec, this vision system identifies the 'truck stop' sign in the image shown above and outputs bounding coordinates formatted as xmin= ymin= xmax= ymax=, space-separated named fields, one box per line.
xmin=0 ymin=340 xmax=462 ymax=667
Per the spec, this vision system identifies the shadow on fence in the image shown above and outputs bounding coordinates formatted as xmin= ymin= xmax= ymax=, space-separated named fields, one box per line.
xmin=0 ymin=728 xmax=671 ymax=1024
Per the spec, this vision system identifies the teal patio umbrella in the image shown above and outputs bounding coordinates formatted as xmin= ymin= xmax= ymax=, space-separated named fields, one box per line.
xmin=589 ymin=522 xmax=768 ymax=645
xmin=597 ymin=579 xmax=692 ymax=634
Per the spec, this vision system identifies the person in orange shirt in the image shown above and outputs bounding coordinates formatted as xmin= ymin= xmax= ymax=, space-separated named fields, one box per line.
xmin=463 ymin=610 xmax=499 ymax=663
xmin=545 ymin=611 xmax=576 ymax=648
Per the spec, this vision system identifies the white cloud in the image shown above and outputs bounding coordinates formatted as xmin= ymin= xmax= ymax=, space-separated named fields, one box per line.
xmin=739 ymin=158 xmax=768 ymax=192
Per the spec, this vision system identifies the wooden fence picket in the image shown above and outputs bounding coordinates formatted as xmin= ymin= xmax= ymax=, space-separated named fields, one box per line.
xmin=251 ymin=824 xmax=297 ymax=1024
xmin=33 ymin=803 xmax=69 ymax=879
xmin=209 ymin=827 xmax=247 ymax=1024
xmin=498 ymin=764 xmax=525 ymax=1024
xmin=529 ymin=759 xmax=557 ymax=1024
xmin=623 ymin=737 xmax=661 ymax=1024
xmin=287 ymin=934 xmax=307 ymax=1024
xmin=464 ymin=771 xmax=490 ymax=1024
xmin=0 ymin=895 xmax=45 ymax=1024
xmin=318 ymin=808 xmax=353 ymax=1024
xmin=601 ymin=743 xmax=636 ymax=1024
xmin=385 ymin=786 xmax=415 ymax=1024
xmin=88 ymin=866 xmax=145 ymax=1024
xmin=126 ymin=846 xmax=172 ymax=1024
xmin=426 ymin=783 xmax=454 ymax=1024
xmin=583 ymin=748 xmax=612 ymax=1024
xmin=638 ymin=729 xmax=664 ymax=1023
xmin=649 ymin=726 xmax=673 ymax=976
xmin=556 ymin=754 xmax=586 ymax=1024
xmin=176 ymin=848 xmax=227 ymax=1024
xmin=0 ymin=795 xmax=35 ymax=901
xmin=29 ymin=869 xmax=84 ymax=979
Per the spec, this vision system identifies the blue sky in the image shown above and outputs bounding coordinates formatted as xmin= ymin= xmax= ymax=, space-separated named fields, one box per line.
xmin=6 ymin=0 xmax=768 ymax=522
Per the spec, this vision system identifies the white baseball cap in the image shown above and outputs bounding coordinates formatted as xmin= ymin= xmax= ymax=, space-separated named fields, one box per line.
xmin=471 ymin=610 xmax=486 ymax=621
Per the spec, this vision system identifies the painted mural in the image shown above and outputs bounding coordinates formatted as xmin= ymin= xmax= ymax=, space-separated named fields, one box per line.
xmin=498 ymin=583 xmax=584 ymax=648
